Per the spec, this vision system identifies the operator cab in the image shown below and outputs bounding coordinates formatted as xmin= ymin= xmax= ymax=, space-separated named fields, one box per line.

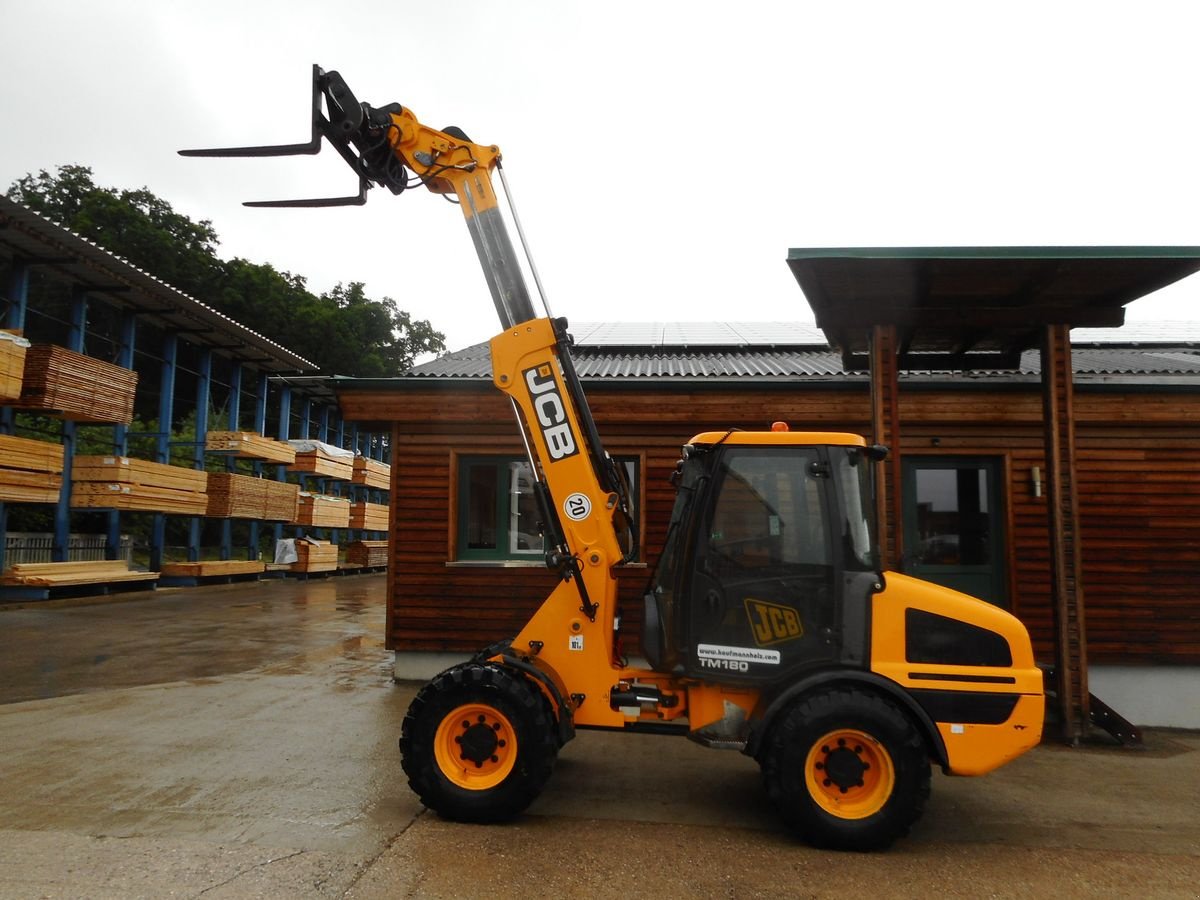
xmin=644 ymin=430 xmax=886 ymax=686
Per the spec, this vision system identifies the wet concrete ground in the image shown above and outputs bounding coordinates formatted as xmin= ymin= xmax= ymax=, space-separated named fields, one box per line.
xmin=1 ymin=575 xmax=1198 ymax=898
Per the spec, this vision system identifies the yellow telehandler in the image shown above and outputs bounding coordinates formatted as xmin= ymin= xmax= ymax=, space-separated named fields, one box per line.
xmin=184 ymin=66 xmax=1043 ymax=850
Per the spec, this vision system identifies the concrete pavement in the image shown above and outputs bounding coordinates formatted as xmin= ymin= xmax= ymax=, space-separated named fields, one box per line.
xmin=1 ymin=575 xmax=1198 ymax=898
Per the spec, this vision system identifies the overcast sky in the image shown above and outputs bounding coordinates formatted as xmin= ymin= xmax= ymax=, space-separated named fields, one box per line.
xmin=3 ymin=0 xmax=1199 ymax=354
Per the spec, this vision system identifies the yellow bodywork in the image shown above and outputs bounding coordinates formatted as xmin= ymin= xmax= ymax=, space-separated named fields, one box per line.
xmin=490 ymin=318 xmax=1043 ymax=778
xmin=871 ymin=573 xmax=1044 ymax=774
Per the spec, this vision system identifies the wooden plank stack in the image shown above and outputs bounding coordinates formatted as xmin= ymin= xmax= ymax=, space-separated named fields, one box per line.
xmin=288 ymin=441 xmax=354 ymax=480
xmin=352 ymin=457 xmax=391 ymax=491
xmin=0 ymin=560 xmax=158 ymax=587
xmin=0 ymin=434 xmax=64 ymax=504
xmin=160 ymin=560 xmax=265 ymax=578
xmin=294 ymin=492 xmax=351 ymax=528
xmin=292 ymin=538 xmax=338 ymax=573
xmin=70 ymin=456 xmax=208 ymax=514
xmin=205 ymin=431 xmax=297 ymax=464
xmin=0 ymin=331 xmax=30 ymax=401
xmin=349 ymin=501 xmax=389 ymax=530
xmin=345 ymin=540 xmax=388 ymax=567
xmin=205 ymin=473 xmax=300 ymax=521
xmin=15 ymin=344 xmax=137 ymax=423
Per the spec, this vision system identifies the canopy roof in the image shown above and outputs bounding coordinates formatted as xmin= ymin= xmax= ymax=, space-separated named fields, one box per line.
xmin=787 ymin=246 xmax=1200 ymax=370
xmin=0 ymin=197 xmax=316 ymax=373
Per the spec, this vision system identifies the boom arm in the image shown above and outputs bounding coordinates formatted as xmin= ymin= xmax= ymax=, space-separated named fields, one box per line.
xmin=181 ymin=63 xmax=636 ymax=595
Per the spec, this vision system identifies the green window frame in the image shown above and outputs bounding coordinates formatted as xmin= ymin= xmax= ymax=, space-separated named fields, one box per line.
xmin=456 ymin=455 xmax=640 ymax=562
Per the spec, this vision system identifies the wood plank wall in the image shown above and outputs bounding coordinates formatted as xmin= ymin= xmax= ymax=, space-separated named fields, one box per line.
xmin=343 ymin=383 xmax=1200 ymax=666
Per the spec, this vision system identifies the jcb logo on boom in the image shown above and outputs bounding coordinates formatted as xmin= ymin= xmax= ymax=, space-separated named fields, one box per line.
xmin=745 ymin=598 xmax=803 ymax=647
xmin=524 ymin=364 xmax=579 ymax=461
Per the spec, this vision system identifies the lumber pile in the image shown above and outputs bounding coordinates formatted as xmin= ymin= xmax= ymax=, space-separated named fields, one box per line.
xmin=0 ymin=433 xmax=64 ymax=504
xmin=70 ymin=456 xmax=208 ymax=514
xmin=351 ymin=457 xmax=391 ymax=491
xmin=0 ymin=559 xmax=158 ymax=587
xmin=292 ymin=538 xmax=338 ymax=573
xmin=345 ymin=540 xmax=388 ymax=568
xmin=160 ymin=560 xmax=265 ymax=578
xmin=294 ymin=492 xmax=351 ymax=528
xmin=15 ymin=344 xmax=137 ymax=423
xmin=349 ymin=501 xmax=389 ymax=531
xmin=0 ymin=330 xmax=30 ymax=401
xmin=287 ymin=440 xmax=354 ymax=480
xmin=205 ymin=473 xmax=300 ymax=521
xmin=205 ymin=431 xmax=296 ymax=464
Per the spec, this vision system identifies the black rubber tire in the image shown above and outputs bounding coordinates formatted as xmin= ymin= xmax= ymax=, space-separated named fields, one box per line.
xmin=760 ymin=687 xmax=931 ymax=851
xmin=470 ymin=637 xmax=514 ymax=664
xmin=399 ymin=663 xmax=557 ymax=822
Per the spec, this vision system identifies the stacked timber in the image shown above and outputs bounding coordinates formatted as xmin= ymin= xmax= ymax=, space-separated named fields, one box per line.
xmin=345 ymin=540 xmax=388 ymax=568
xmin=0 ymin=434 xmax=64 ymax=504
xmin=205 ymin=473 xmax=300 ymax=521
xmin=294 ymin=492 xmax=351 ymax=528
xmin=351 ymin=457 xmax=391 ymax=491
xmin=15 ymin=344 xmax=137 ymax=423
xmin=205 ymin=431 xmax=296 ymax=464
xmin=287 ymin=440 xmax=354 ymax=480
xmin=349 ymin=501 xmax=389 ymax=530
xmin=0 ymin=560 xmax=158 ymax=587
xmin=292 ymin=538 xmax=338 ymax=573
xmin=160 ymin=560 xmax=265 ymax=578
xmin=0 ymin=331 xmax=30 ymax=401
xmin=70 ymin=456 xmax=208 ymax=514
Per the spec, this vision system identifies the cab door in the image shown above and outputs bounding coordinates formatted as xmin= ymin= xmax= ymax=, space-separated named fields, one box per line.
xmin=685 ymin=447 xmax=840 ymax=683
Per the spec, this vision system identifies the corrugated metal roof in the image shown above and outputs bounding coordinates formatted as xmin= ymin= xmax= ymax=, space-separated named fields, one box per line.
xmin=569 ymin=322 xmax=829 ymax=347
xmin=407 ymin=324 xmax=1200 ymax=382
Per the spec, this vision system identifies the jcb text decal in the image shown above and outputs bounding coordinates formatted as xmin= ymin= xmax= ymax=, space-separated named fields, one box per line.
xmin=523 ymin=364 xmax=579 ymax=461
xmin=745 ymin=598 xmax=804 ymax=647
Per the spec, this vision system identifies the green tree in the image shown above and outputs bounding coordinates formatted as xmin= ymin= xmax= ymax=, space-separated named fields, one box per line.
xmin=6 ymin=165 xmax=445 ymax=374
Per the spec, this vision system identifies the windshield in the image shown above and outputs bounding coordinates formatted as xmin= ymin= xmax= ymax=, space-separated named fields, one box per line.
xmin=832 ymin=447 xmax=879 ymax=571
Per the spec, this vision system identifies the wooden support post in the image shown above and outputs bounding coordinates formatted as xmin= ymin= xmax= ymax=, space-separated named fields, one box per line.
xmin=1041 ymin=323 xmax=1090 ymax=742
xmin=869 ymin=325 xmax=903 ymax=570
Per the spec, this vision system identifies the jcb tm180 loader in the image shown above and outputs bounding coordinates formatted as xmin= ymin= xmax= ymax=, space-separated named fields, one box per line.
xmin=184 ymin=66 xmax=1044 ymax=851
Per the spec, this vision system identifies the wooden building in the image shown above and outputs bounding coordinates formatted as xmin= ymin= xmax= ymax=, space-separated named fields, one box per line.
xmin=337 ymin=317 xmax=1200 ymax=731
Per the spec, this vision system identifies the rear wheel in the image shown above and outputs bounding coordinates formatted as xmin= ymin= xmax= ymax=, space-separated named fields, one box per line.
xmin=400 ymin=663 xmax=557 ymax=822
xmin=761 ymin=687 xmax=930 ymax=851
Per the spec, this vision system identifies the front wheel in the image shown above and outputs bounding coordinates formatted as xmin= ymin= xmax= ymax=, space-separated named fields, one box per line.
xmin=760 ymin=687 xmax=930 ymax=851
xmin=400 ymin=663 xmax=558 ymax=822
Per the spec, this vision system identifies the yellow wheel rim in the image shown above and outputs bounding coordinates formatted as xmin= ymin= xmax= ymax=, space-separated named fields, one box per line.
xmin=434 ymin=703 xmax=517 ymax=790
xmin=804 ymin=728 xmax=895 ymax=819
